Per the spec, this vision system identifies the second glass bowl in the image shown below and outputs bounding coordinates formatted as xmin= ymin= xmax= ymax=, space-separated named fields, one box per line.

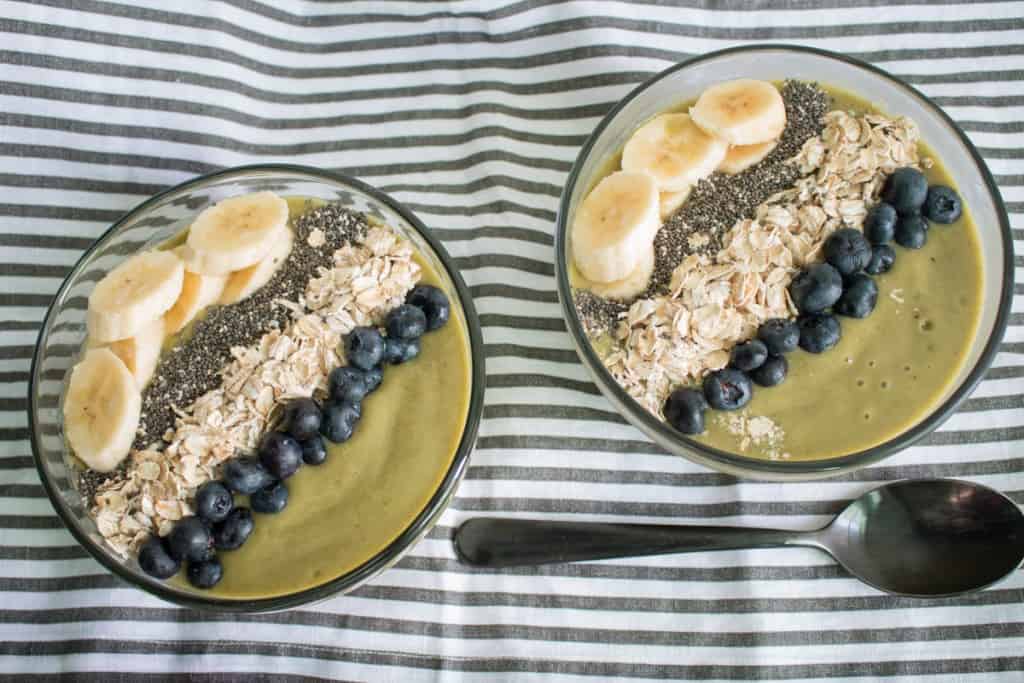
xmin=555 ymin=45 xmax=1012 ymax=480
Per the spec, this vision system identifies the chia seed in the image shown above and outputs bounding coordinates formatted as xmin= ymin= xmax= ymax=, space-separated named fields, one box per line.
xmin=650 ymin=81 xmax=829 ymax=293
xmin=573 ymin=80 xmax=829 ymax=335
xmin=76 ymin=201 xmax=368 ymax=501
xmin=574 ymin=289 xmax=627 ymax=339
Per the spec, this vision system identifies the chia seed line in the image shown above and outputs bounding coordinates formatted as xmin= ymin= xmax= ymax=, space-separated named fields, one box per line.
xmin=573 ymin=80 xmax=830 ymax=337
xmin=77 ymin=202 xmax=368 ymax=501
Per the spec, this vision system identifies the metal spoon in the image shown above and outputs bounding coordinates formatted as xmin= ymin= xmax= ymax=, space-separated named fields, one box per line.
xmin=455 ymin=478 xmax=1024 ymax=597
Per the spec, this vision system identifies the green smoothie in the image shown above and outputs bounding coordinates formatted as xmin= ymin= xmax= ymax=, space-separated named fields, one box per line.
xmin=165 ymin=205 xmax=473 ymax=599
xmin=573 ymin=84 xmax=984 ymax=462
xmin=698 ymin=161 xmax=982 ymax=460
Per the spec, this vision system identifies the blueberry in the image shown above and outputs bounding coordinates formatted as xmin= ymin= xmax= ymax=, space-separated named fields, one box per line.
xmin=882 ymin=167 xmax=928 ymax=214
xmin=138 ymin=535 xmax=180 ymax=579
xmin=385 ymin=304 xmax=427 ymax=340
xmin=750 ymin=355 xmax=788 ymax=387
xmin=345 ymin=327 xmax=386 ymax=370
xmin=283 ymin=397 xmax=321 ymax=441
xmin=406 ymin=284 xmax=451 ymax=331
xmin=328 ymin=366 xmax=369 ymax=404
xmin=364 ymin=365 xmax=384 ymax=394
xmin=824 ymin=228 xmax=873 ymax=276
xmin=864 ymin=202 xmax=898 ymax=244
xmin=222 ymin=457 xmax=275 ymax=495
xmin=167 ymin=516 xmax=214 ymax=563
xmin=213 ymin=507 xmax=254 ymax=551
xmin=864 ymin=244 xmax=896 ymax=275
xmin=258 ymin=431 xmax=302 ymax=480
xmin=194 ymin=481 xmax=234 ymax=524
xmin=663 ymin=388 xmax=708 ymax=435
xmin=798 ymin=313 xmax=841 ymax=354
xmin=383 ymin=336 xmax=420 ymax=365
xmin=187 ymin=557 xmax=223 ymax=589
xmin=301 ymin=435 xmax=327 ymax=465
xmin=923 ymin=185 xmax=962 ymax=224
xmin=788 ymin=263 xmax=844 ymax=314
xmin=894 ymin=213 xmax=928 ymax=249
xmin=702 ymin=368 xmax=753 ymax=411
xmin=834 ymin=273 xmax=878 ymax=319
xmin=320 ymin=400 xmax=361 ymax=443
xmin=730 ymin=339 xmax=768 ymax=372
xmin=251 ymin=481 xmax=289 ymax=514
xmin=757 ymin=318 xmax=800 ymax=355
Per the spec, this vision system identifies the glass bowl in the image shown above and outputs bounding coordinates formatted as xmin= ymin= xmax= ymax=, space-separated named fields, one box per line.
xmin=555 ymin=45 xmax=1012 ymax=481
xmin=28 ymin=165 xmax=485 ymax=611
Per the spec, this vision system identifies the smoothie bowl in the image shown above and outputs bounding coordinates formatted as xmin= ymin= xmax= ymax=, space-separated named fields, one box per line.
xmin=556 ymin=46 xmax=1012 ymax=480
xmin=29 ymin=165 xmax=484 ymax=611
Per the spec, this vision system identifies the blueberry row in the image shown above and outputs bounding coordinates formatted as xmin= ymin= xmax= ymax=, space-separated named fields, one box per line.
xmin=137 ymin=284 xmax=451 ymax=588
xmin=663 ymin=167 xmax=961 ymax=436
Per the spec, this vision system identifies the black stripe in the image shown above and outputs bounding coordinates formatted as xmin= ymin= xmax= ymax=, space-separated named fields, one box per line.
xmin=209 ymin=0 xmax=1024 ymax=26
xmin=2 ymin=635 xmax=1022 ymax=679
xmin=447 ymin=494 xmax=901 ymax=516
xmin=1 ymin=263 xmax=71 ymax=278
xmin=0 ymin=515 xmax=63 ymax=529
xmin=8 ymin=4 xmax=1024 ymax=56
xmin=0 ymin=321 xmax=40 ymax=331
xmin=434 ymin=226 xmax=554 ymax=246
xmin=484 ymin=403 xmax=625 ymax=423
xmin=0 ymin=107 xmax=590 ymax=152
xmin=16 ymin=675 xmax=309 ymax=683
xmin=0 ymin=233 xmax=95 ymax=250
xmin=6 ymin=46 xmax=1024 ymax=132
xmin=0 ymin=142 xmax=573 ymax=178
xmin=406 ymin=200 xmax=554 ymax=220
xmin=483 ymin=344 xmax=579 ymax=364
xmin=463 ymin=455 xmax=1024 ymax=486
xmin=0 ymin=540 xmax=1007 ymax=589
xmin=0 ymin=455 xmax=34 ymax=469
xmin=472 ymin=427 xmax=1024 ymax=455
xmin=0 ymin=75 xmax=639 ymax=119
xmin=470 ymin=284 xmax=559 ymax=302
xmin=487 ymin=373 xmax=600 ymax=395
xmin=3 ymin=603 xmax=1024 ymax=650
xmin=453 ymin=255 xmax=552 ymax=277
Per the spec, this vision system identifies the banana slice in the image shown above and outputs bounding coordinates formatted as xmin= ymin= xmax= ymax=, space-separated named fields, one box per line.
xmin=718 ymin=140 xmax=777 ymax=175
xmin=182 ymin=191 xmax=289 ymax=276
xmin=63 ymin=348 xmax=141 ymax=473
xmin=87 ymin=250 xmax=185 ymax=343
xmin=164 ymin=247 xmax=228 ymax=334
xmin=89 ymin=317 xmax=165 ymax=389
xmin=585 ymin=245 xmax=655 ymax=302
xmin=659 ymin=187 xmax=692 ymax=220
xmin=571 ymin=170 xmax=660 ymax=283
xmin=622 ymin=114 xmax=728 ymax=192
xmin=220 ymin=226 xmax=293 ymax=305
xmin=690 ymin=79 xmax=786 ymax=146
xmin=107 ymin=319 xmax=165 ymax=389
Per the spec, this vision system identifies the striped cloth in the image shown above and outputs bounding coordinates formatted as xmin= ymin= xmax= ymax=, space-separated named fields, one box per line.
xmin=2 ymin=1 xmax=1023 ymax=680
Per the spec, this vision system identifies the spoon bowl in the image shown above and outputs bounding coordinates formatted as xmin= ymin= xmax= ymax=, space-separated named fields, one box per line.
xmin=455 ymin=479 xmax=1024 ymax=597
xmin=820 ymin=479 xmax=1024 ymax=597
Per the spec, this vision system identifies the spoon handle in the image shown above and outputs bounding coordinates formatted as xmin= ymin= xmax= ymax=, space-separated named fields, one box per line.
xmin=455 ymin=517 xmax=803 ymax=567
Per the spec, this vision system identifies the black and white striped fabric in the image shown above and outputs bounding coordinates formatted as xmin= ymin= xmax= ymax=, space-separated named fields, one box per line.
xmin=2 ymin=1 xmax=1023 ymax=680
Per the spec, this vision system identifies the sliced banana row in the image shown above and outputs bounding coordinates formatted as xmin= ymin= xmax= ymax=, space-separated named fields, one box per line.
xmin=68 ymin=192 xmax=295 ymax=473
xmin=571 ymin=79 xmax=787 ymax=300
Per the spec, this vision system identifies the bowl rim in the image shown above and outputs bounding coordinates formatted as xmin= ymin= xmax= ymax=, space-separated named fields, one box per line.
xmin=554 ymin=44 xmax=1014 ymax=478
xmin=28 ymin=163 xmax=486 ymax=612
